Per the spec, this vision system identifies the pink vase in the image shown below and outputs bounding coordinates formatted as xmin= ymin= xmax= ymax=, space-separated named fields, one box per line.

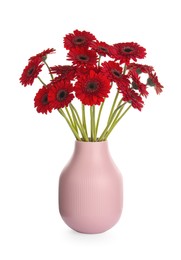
xmin=58 ymin=141 xmax=123 ymax=234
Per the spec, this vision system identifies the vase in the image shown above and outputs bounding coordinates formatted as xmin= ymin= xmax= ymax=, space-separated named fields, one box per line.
xmin=58 ymin=141 xmax=123 ymax=234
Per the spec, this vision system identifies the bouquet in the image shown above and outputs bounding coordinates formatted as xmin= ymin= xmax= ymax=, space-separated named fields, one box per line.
xmin=19 ymin=29 xmax=164 ymax=142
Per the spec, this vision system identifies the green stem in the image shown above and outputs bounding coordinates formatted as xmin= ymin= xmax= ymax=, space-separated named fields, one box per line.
xmin=90 ymin=106 xmax=93 ymax=141
xmin=98 ymin=55 xmax=101 ymax=67
xmin=70 ymin=104 xmax=89 ymax=141
xmin=104 ymin=105 xmax=132 ymax=140
xmin=82 ymin=104 xmax=88 ymax=137
xmin=96 ymin=100 xmax=105 ymax=136
xmin=58 ymin=109 xmax=81 ymax=141
xmin=38 ymin=76 xmax=46 ymax=86
xmin=107 ymin=89 xmax=119 ymax=125
xmin=44 ymin=60 xmax=53 ymax=80
xmin=92 ymin=105 xmax=96 ymax=141
xmin=65 ymin=107 xmax=74 ymax=128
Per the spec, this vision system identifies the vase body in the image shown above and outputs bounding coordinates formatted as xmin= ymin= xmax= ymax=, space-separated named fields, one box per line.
xmin=58 ymin=141 xmax=123 ymax=234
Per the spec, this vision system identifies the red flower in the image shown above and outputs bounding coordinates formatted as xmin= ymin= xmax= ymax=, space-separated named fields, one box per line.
xmin=101 ymin=61 xmax=130 ymax=90
xmin=64 ymin=29 xmax=96 ymax=50
xmin=34 ymin=86 xmax=52 ymax=114
xmin=147 ymin=72 xmax=164 ymax=94
xmin=74 ymin=70 xmax=111 ymax=106
xmin=129 ymin=70 xmax=148 ymax=97
xmin=20 ymin=57 xmax=43 ymax=86
xmin=67 ymin=47 xmax=98 ymax=67
xmin=50 ymin=65 xmax=76 ymax=80
xmin=48 ymin=81 xmax=74 ymax=109
xmin=127 ymin=63 xmax=154 ymax=74
xmin=29 ymin=48 xmax=56 ymax=62
xmin=90 ymin=41 xmax=112 ymax=57
xmin=111 ymin=42 xmax=146 ymax=64
xmin=121 ymin=88 xmax=144 ymax=111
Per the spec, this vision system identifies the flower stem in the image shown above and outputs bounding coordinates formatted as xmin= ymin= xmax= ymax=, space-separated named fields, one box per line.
xmin=92 ymin=105 xmax=96 ymax=141
xmin=70 ymin=104 xmax=89 ymax=141
xmin=104 ymin=104 xmax=132 ymax=140
xmin=44 ymin=60 xmax=54 ymax=80
xmin=58 ymin=109 xmax=81 ymax=141
xmin=82 ymin=104 xmax=88 ymax=137
xmin=96 ymin=100 xmax=105 ymax=136
xmin=65 ymin=107 xmax=74 ymax=128
xmin=107 ymin=89 xmax=119 ymax=125
xmin=38 ymin=76 xmax=46 ymax=86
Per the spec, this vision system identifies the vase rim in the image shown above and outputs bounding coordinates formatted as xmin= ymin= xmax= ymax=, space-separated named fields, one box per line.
xmin=75 ymin=140 xmax=108 ymax=144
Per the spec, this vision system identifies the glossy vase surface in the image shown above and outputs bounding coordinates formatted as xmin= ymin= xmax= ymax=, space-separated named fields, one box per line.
xmin=58 ymin=141 xmax=123 ymax=234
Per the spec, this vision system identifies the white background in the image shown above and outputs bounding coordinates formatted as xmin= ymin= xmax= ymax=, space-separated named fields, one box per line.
xmin=0 ymin=0 xmax=181 ymax=259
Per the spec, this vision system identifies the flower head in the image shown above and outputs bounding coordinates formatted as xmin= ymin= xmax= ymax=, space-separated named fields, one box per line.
xmin=67 ymin=47 xmax=98 ymax=67
xmin=111 ymin=42 xmax=146 ymax=64
xmin=50 ymin=65 xmax=76 ymax=80
xmin=29 ymin=48 xmax=55 ymax=62
xmin=147 ymin=72 xmax=164 ymax=94
xmin=48 ymin=81 xmax=74 ymax=109
xmin=64 ymin=30 xmax=96 ymax=50
xmin=121 ymin=88 xmax=144 ymax=111
xmin=20 ymin=57 xmax=43 ymax=86
xmin=127 ymin=63 xmax=154 ymax=74
xmin=34 ymin=86 xmax=52 ymax=114
xmin=74 ymin=70 xmax=111 ymax=106
xmin=90 ymin=41 xmax=112 ymax=57
xmin=101 ymin=61 xmax=130 ymax=90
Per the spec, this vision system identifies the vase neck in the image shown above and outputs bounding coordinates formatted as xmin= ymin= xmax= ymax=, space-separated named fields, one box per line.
xmin=73 ymin=141 xmax=109 ymax=159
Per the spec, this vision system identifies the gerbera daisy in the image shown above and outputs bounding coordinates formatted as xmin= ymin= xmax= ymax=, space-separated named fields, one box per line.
xmin=34 ymin=86 xmax=52 ymax=114
xmin=67 ymin=47 xmax=97 ymax=67
xmin=110 ymin=42 xmax=146 ymax=64
xmin=50 ymin=65 xmax=76 ymax=80
xmin=129 ymin=70 xmax=148 ymax=97
xmin=121 ymin=88 xmax=144 ymax=111
xmin=20 ymin=57 xmax=43 ymax=86
xmin=127 ymin=63 xmax=154 ymax=74
xmin=90 ymin=41 xmax=112 ymax=57
xmin=74 ymin=70 xmax=111 ymax=106
xmin=64 ymin=29 xmax=96 ymax=50
xmin=147 ymin=72 xmax=164 ymax=94
xmin=48 ymin=81 xmax=74 ymax=109
xmin=29 ymin=48 xmax=56 ymax=62
xmin=101 ymin=61 xmax=130 ymax=90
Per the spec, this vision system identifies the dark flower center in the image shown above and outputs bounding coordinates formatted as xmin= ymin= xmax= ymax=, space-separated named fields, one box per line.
xmin=99 ymin=46 xmax=108 ymax=52
xmin=74 ymin=37 xmax=85 ymax=45
xmin=86 ymin=81 xmax=99 ymax=93
xmin=123 ymin=47 xmax=134 ymax=53
xmin=78 ymin=55 xmax=89 ymax=61
xmin=147 ymin=78 xmax=155 ymax=86
xmin=112 ymin=69 xmax=122 ymax=78
xmin=56 ymin=90 xmax=68 ymax=101
xmin=27 ymin=67 xmax=35 ymax=76
xmin=41 ymin=94 xmax=48 ymax=105
xmin=132 ymin=81 xmax=138 ymax=89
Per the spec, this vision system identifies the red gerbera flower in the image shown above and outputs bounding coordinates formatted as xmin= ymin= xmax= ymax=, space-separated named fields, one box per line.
xmin=34 ymin=86 xmax=52 ymax=114
xmin=121 ymin=88 xmax=144 ymax=111
xmin=50 ymin=65 xmax=76 ymax=80
xmin=111 ymin=42 xmax=146 ymax=64
xmin=101 ymin=61 xmax=130 ymax=90
xmin=127 ymin=63 xmax=154 ymax=74
xmin=20 ymin=57 xmax=43 ymax=86
xmin=129 ymin=70 xmax=148 ymax=97
xmin=48 ymin=81 xmax=74 ymax=109
xmin=147 ymin=72 xmax=164 ymax=94
xmin=90 ymin=41 xmax=112 ymax=57
xmin=74 ymin=70 xmax=111 ymax=106
xmin=29 ymin=48 xmax=56 ymax=62
xmin=67 ymin=47 xmax=98 ymax=67
xmin=64 ymin=29 xmax=96 ymax=50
